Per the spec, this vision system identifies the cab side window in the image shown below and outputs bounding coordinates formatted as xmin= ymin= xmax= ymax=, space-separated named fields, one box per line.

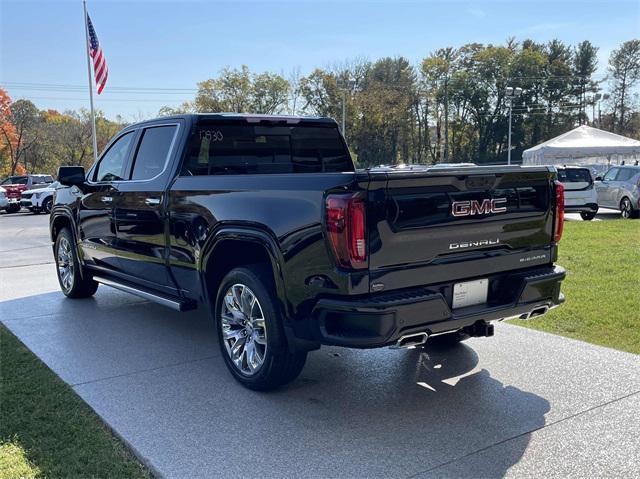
xmin=94 ymin=132 xmax=135 ymax=182
xmin=130 ymin=125 xmax=177 ymax=180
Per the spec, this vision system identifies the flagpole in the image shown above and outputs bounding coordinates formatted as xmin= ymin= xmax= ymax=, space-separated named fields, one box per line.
xmin=83 ymin=0 xmax=98 ymax=163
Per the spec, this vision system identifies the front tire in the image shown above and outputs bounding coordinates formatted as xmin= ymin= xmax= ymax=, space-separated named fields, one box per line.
xmin=620 ymin=197 xmax=638 ymax=219
xmin=42 ymin=197 xmax=53 ymax=214
xmin=215 ymin=266 xmax=307 ymax=391
xmin=6 ymin=204 xmax=20 ymax=214
xmin=580 ymin=211 xmax=596 ymax=221
xmin=55 ymin=227 xmax=99 ymax=298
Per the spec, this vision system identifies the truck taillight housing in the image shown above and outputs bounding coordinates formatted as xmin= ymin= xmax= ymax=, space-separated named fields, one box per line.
xmin=325 ymin=194 xmax=367 ymax=269
xmin=554 ymin=181 xmax=565 ymax=243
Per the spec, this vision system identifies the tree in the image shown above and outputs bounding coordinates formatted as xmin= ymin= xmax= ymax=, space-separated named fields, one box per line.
xmin=192 ymin=65 xmax=290 ymax=115
xmin=422 ymin=48 xmax=457 ymax=161
xmin=608 ymin=39 xmax=640 ymax=134
xmin=573 ymin=41 xmax=599 ymax=125
xmin=1 ymin=98 xmax=41 ymax=175
xmin=251 ymin=72 xmax=290 ymax=114
xmin=0 ymin=89 xmax=17 ymax=177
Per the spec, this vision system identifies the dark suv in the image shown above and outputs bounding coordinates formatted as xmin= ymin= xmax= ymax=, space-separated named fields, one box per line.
xmin=51 ymin=114 xmax=566 ymax=390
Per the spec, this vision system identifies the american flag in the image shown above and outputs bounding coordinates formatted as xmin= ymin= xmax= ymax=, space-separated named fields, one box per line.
xmin=86 ymin=14 xmax=108 ymax=94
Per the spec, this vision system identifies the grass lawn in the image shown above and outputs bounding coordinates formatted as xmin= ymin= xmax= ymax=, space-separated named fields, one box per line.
xmin=0 ymin=325 xmax=150 ymax=479
xmin=510 ymin=219 xmax=640 ymax=355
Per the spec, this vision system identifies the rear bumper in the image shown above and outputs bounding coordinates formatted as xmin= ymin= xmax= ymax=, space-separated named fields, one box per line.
xmin=292 ymin=265 xmax=565 ymax=348
xmin=565 ymin=202 xmax=598 ymax=213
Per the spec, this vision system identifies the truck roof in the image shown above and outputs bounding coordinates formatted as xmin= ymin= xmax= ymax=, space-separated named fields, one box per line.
xmin=133 ymin=113 xmax=337 ymax=127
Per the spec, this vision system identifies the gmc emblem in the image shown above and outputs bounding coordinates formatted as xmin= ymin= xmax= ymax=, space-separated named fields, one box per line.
xmin=452 ymin=198 xmax=507 ymax=217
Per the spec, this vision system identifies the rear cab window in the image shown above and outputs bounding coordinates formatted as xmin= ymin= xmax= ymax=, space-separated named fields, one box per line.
xmin=181 ymin=122 xmax=354 ymax=176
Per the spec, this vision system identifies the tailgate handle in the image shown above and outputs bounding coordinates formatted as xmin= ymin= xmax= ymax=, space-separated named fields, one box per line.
xmin=466 ymin=175 xmax=497 ymax=190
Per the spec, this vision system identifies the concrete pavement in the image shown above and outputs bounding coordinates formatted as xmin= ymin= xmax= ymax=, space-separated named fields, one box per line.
xmin=1 ymin=212 xmax=639 ymax=478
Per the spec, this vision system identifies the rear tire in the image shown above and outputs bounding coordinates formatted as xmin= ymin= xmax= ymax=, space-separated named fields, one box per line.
xmin=580 ymin=211 xmax=596 ymax=221
xmin=6 ymin=204 xmax=20 ymax=214
xmin=214 ymin=265 xmax=307 ymax=391
xmin=54 ymin=227 xmax=99 ymax=298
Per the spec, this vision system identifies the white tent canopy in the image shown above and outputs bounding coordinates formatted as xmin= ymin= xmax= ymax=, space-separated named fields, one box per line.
xmin=522 ymin=125 xmax=640 ymax=167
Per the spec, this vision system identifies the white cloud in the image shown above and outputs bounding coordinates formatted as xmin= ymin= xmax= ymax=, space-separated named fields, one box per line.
xmin=467 ymin=6 xmax=487 ymax=18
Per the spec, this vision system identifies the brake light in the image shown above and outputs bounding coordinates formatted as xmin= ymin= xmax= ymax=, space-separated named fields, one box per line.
xmin=554 ymin=181 xmax=565 ymax=243
xmin=325 ymin=194 xmax=367 ymax=269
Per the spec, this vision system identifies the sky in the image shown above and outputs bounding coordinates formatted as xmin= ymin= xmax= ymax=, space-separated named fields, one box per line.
xmin=1 ymin=0 xmax=639 ymax=120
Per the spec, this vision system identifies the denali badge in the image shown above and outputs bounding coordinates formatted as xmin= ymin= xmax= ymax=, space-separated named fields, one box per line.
xmin=452 ymin=198 xmax=507 ymax=217
xmin=449 ymin=238 xmax=500 ymax=250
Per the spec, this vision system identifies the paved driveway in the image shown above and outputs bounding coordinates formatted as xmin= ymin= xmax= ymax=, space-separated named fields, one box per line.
xmin=1 ymin=213 xmax=639 ymax=478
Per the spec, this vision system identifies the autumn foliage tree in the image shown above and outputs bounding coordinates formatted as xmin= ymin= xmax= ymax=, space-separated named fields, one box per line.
xmin=0 ymin=88 xmax=18 ymax=177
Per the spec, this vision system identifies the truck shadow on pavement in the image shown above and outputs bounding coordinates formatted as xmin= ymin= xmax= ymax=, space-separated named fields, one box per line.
xmin=1 ymin=290 xmax=551 ymax=478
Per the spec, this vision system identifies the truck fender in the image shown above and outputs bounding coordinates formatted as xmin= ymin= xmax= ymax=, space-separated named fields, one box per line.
xmin=50 ymin=208 xmax=88 ymax=277
xmin=198 ymin=226 xmax=291 ymax=320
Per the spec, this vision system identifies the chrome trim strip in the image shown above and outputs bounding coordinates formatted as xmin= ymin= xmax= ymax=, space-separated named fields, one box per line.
xmin=93 ymin=275 xmax=184 ymax=311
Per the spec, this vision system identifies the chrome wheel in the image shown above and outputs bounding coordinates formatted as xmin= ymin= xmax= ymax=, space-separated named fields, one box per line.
xmin=621 ymin=198 xmax=632 ymax=219
xmin=220 ymin=284 xmax=268 ymax=375
xmin=57 ymin=237 xmax=74 ymax=292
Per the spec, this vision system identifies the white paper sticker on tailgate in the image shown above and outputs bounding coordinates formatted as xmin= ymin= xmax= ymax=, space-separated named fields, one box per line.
xmin=452 ymin=279 xmax=488 ymax=309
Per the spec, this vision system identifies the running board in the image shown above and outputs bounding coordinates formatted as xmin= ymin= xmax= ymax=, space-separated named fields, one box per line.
xmin=93 ymin=275 xmax=197 ymax=312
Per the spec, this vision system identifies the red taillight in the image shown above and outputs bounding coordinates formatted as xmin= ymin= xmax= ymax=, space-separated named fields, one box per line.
xmin=554 ymin=181 xmax=565 ymax=243
xmin=325 ymin=194 xmax=367 ymax=269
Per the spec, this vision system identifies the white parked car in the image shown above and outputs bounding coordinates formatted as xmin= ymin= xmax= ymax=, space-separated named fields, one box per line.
xmin=20 ymin=181 xmax=63 ymax=214
xmin=556 ymin=166 xmax=599 ymax=221
xmin=0 ymin=186 xmax=8 ymax=211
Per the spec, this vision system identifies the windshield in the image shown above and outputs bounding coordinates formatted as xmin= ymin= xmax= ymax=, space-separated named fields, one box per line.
xmin=182 ymin=123 xmax=354 ymax=175
xmin=558 ymin=169 xmax=592 ymax=183
xmin=0 ymin=176 xmax=28 ymax=185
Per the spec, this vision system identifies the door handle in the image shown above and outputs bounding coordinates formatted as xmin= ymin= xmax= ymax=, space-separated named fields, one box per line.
xmin=102 ymin=196 xmax=113 ymax=203
xmin=145 ymin=198 xmax=161 ymax=206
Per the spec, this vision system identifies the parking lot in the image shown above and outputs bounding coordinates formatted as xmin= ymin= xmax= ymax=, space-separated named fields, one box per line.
xmin=1 ymin=211 xmax=639 ymax=478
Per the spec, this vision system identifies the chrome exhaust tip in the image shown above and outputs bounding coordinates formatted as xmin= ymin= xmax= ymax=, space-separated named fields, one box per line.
xmin=518 ymin=305 xmax=550 ymax=320
xmin=390 ymin=332 xmax=429 ymax=349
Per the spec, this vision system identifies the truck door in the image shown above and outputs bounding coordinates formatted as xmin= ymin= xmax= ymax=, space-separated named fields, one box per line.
xmin=113 ymin=123 xmax=180 ymax=292
xmin=79 ymin=130 xmax=136 ymax=272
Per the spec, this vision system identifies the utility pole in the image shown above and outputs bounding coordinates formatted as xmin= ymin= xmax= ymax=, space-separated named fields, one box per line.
xmin=505 ymin=86 xmax=523 ymax=165
xmin=443 ymin=74 xmax=449 ymax=162
xmin=336 ymin=77 xmax=355 ymax=142
xmin=596 ymin=93 xmax=609 ymax=128
xmin=342 ymin=89 xmax=346 ymax=137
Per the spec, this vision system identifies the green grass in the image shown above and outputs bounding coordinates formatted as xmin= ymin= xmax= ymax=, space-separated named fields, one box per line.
xmin=0 ymin=325 xmax=151 ymax=479
xmin=510 ymin=219 xmax=640 ymax=354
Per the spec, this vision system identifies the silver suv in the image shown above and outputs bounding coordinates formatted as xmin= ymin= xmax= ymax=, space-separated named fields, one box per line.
xmin=595 ymin=165 xmax=640 ymax=219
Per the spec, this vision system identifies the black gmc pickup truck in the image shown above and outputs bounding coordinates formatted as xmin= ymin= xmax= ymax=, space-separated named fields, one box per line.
xmin=51 ymin=113 xmax=565 ymax=390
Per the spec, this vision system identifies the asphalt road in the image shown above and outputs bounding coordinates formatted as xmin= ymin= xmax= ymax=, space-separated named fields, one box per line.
xmin=1 ymin=211 xmax=639 ymax=478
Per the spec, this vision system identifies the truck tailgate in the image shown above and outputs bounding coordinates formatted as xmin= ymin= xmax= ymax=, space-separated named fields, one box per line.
xmin=367 ymin=166 xmax=557 ymax=292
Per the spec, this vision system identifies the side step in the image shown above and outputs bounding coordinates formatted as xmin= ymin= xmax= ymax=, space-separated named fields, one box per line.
xmin=93 ymin=275 xmax=197 ymax=312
